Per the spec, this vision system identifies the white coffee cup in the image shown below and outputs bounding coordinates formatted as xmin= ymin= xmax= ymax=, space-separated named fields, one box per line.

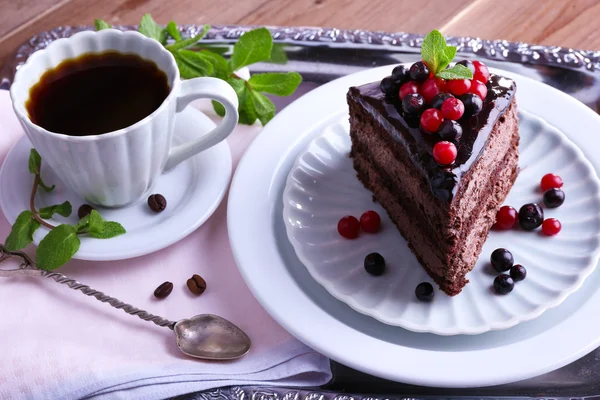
xmin=10 ymin=29 xmax=239 ymax=207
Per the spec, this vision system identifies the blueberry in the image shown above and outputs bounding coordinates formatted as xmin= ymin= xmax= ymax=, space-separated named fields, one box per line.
xmin=409 ymin=61 xmax=430 ymax=83
xmin=402 ymin=93 xmax=426 ymax=115
xmin=380 ymin=76 xmax=398 ymax=96
xmin=518 ymin=203 xmax=544 ymax=231
xmin=460 ymin=93 xmax=483 ymax=117
xmin=510 ymin=264 xmax=527 ymax=282
xmin=438 ymin=120 xmax=463 ymax=143
xmin=392 ymin=65 xmax=409 ymax=84
xmin=364 ymin=252 xmax=385 ymax=276
xmin=543 ymin=188 xmax=565 ymax=208
xmin=415 ymin=282 xmax=434 ymax=302
xmin=431 ymin=92 xmax=454 ymax=109
xmin=456 ymin=60 xmax=476 ymax=74
xmin=490 ymin=248 xmax=514 ymax=272
xmin=494 ymin=274 xmax=514 ymax=295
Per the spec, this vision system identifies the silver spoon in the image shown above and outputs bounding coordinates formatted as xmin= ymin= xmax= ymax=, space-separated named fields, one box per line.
xmin=0 ymin=245 xmax=251 ymax=360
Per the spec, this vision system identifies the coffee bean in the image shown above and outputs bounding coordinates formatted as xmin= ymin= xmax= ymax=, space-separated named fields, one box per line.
xmin=186 ymin=274 xmax=207 ymax=295
xmin=153 ymin=281 xmax=173 ymax=299
xmin=148 ymin=194 xmax=167 ymax=212
xmin=78 ymin=204 xmax=95 ymax=219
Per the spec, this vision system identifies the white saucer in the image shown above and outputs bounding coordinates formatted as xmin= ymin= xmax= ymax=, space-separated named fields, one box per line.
xmin=0 ymin=107 xmax=232 ymax=261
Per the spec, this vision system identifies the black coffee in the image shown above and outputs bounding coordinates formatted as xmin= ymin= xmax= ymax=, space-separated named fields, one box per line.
xmin=26 ymin=51 xmax=170 ymax=136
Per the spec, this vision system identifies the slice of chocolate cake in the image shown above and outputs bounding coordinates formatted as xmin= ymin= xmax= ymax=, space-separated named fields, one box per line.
xmin=347 ymin=32 xmax=518 ymax=296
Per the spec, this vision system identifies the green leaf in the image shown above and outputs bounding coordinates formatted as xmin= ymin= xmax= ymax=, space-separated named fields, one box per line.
xmin=36 ymin=224 xmax=80 ymax=270
xmin=229 ymin=78 xmax=258 ymax=125
xmin=87 ymin=210 xmax=104 ymax=236
xmin=39 ymin=201 xmax=72 ymax=219
xmin=139 ymin=14 xmax=166 ymax=44
xmin=4 ymin=211 xmax=40 ymax=251
xmin=250 ymin=91 xmax=276 ymax=125
xmin=28 ymin=149 xmax=41 ymax=174
xmin=421 ymin=30 xmax=447 ymax=75
xmin=229 ymin=28 xmax=273 ymax=72
xmin=196 ymin=50 xmax=230 ymax=79
xmin=248 ymin=72 xmax=302 ymax=96
xmin=443 ymin=46 xmax=457 ymax=69
xmin=94 ymin=19 xmax=112 ymax=31
xmin=173 ymin=50 xmax=214 ymax=78
xmin=436 ymin=64 xmax=474 ymax=80
xmin=212 ymin=101 xmax=226 ymax=117
xmin=165 ymin=21 xmax=181 ymax=42
xmin=89 ymin=221 xmax=126 ymax=239
xmin=165 ymin=25 xmax=210 ymax=52
xmin=74 ymin=215 xmax=89 ymax=233
xmin=267 ymin=44 xmax=288 ymax=64
xmin=38 ymin=178 xmax=55 ymax=193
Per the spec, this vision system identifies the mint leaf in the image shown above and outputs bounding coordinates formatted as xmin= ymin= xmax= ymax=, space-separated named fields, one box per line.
xmin=229 ymin=28 xmax=273 ymax=72
xmin=28 ymin=149 xmax=41 ymax=174
xmin=421 ymin=29 xmax=447 ymax=75
xmin=212 ymin=100 xmax=226 ymax=117
xmin=173 ymin=50 xmax=214 ymax=78
xmin=166 ymin=21 xmax=181 ymax=42
xmin=268 ymin=44 xmax=288 ymax=64
xmin=38 ymin=178 xmax=55 ymax=193
xmin=74 ymin=215 xmax=89 ymax=233
xmin=250 ymin=91 xmax=275 ymax=125
xmin=87 ymin=210 xmax=104 ymax=236
xmin=165 ymin=25 xmax=209 ymax=52
xmin=139 ymin=14 xmax=166 ymax=44
xmin=36 ymin=225 xmax=80 ymax=270
xmin=228 ymin=78 xmax=258 ymax=125
xmin=197 ymin=50 xmax=229 ymax=79
xmin=437 ymin=64 xmax=473 ymax=80
xmin=95 ymin=19 xmax=111 ymax=31
xmin=90 ymin=221 xmax=126 ymax=239
xmin=248 ymin=72 xmax=302 ymax=96
xmin=5 ymin=211 xmax=40 ymax=251
xmin=39 ymin=201 xmax=72 ymax=219
xmin=443 ymin=46 xmax=457 ymax=69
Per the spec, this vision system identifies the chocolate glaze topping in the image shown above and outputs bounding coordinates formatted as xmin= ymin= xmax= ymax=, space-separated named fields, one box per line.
xmin=348 ymin=74 xmax=516 ymax=204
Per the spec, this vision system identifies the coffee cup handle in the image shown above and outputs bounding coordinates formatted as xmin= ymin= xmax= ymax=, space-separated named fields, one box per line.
xmin=164 ymin=77 xmax=239 ymax=171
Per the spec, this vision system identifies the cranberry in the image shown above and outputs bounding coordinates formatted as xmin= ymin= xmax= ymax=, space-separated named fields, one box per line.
xmin=399 ymin=81 xmax=420 ymax=100
xmin=360 ymin=210 xmax=381 ymax=233
xmin=420 ymin=108 xmax=444 ymax=132
xmin=433 ymin=141 xmax=457 ymax=165
xmin=431 ymin=93 xmax=454 ymax=110
xmin=337 ymin=216 xmax=360 ymax=239
xmin=494 ymin=205 xmax=518 ymax=230
xmin=434 ymin=77 xmax=448 ymax=93
xmin=472 ymin=61 xmax=490 ymax=83
xmin=420 ymin=78 xmax=441 ymax=104
xmin=540 ymin=173 xmax=563 ymax=192
xmin=542 ymin=218 xmax=561 ymax=236
xmin=469 ymin=80 xmax=488 ymax=101
xmin=440 ymin=97 xmax=465 ymax=120
xmin=447 ymin=79 xmax=471 ymax=96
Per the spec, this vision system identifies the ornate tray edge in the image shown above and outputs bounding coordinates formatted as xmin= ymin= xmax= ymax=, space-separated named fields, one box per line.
xmin=2 ymin=24 xmax=600 ymax=90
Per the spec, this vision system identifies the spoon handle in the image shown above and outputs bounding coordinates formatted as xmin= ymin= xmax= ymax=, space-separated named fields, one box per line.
xmin=0 ymin=245 xmax=176 ymax=330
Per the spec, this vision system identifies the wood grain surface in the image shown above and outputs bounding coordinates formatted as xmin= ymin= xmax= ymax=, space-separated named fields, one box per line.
xmin=1 ymin=0 xmax=599 ymax=68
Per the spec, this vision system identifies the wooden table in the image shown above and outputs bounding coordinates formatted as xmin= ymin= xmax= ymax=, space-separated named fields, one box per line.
xmin=1 ymin=0 xmax=599 ymax=69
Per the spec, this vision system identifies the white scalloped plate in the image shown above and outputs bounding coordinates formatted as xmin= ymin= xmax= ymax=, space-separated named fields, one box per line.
xmin=282 ymin=109 xmax=600 ymax=335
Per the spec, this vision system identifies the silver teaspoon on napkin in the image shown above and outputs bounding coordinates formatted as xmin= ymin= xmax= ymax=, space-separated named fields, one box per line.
xmin=0 ymin=244 xmax=251 ymax=360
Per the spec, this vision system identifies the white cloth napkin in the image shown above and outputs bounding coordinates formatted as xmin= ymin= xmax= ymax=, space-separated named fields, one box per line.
xmin=0 ymin=90 xmax=332 ymax=400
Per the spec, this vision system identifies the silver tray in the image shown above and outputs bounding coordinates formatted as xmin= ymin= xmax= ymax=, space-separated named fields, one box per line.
xmin=2 ymin=25 xmax=600 ymax=399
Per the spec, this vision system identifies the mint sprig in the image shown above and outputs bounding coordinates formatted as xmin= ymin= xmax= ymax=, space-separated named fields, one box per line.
xmin=421 ymin=29 xmax=472 ymax=80
xmin=3 ymin=150 xmax=126 ymax=270
xmin=94 ymin=16 xmax=302 ymax=125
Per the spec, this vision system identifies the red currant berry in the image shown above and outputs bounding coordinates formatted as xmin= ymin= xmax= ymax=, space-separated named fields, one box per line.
xmin=494 ymin=205 xmax=518 ymax=230
xmin=433 ymin=141 xmax=457 ymax=165
xmin=472 ymin=61 xmax=490 ymax=83
xmin=542 ymin=218 xmax=562 ymax=236
xmin=360 ymin=210 xmax=381 ymax=233
xmin=440 ymin=97 xmax=465 ymax=120
xmin=420 ymin=108 xmax=444 ymax=132
xmin=337 ymin=216 xmax=360 ymax=239
xmin=435 ymin=77 xmax=448 ymax=93
xmin=420 ymin=78 xmax=441 ymax=104
xmin=447 ymin=79 xmax=471 ymax=96
xmin=469 ymin=80 xmax=488 ymax=100
xmin=399 ymin=81 xmax=420 ymax=99
xmin=540 ymin=173 xmax=563 ymax=192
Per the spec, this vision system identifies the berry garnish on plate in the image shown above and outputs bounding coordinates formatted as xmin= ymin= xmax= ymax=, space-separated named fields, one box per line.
xmin=438 ymin=120 xmax=462 ymax=143
xmin=447 ymin=79 xmax=471 ymax=96
xmin=542 ymin=218 xmax=561 ymax=236
xmin=402 ymin=93 xmax=426 ymax=115
xmin=469 ymin=80 xmax=488 ymax=101
xmin=493 ymin=274 xmax=514 ymax=295
xmin=379 ymin=76 xmax=398 ymax=96
xmin=433 ymin=141 xmax=457 ymax=165
xmin=364 ymin=252 xmax=385 ymax=276
xmin=541 ymin=173 xmax=563 ymax=191
xmin=399 ymin=81 xmax=420 ymax=100
xmin=472 ymin=60 xmax=490 ymax=83
xmin=490 ymin=248 xmax=514 ymax=272
xmin=440 ymin=97 xmax=465 ymax=120
xmin=415 ymin=282 xmax=434 ymax=302
xmin=420 ymin=108 xmax=444 ymax=132
xmin=360 ymin=210 xmax=381 ymax=233
xmin=518 ymin=203 xmax=544 ymax=231
xmin=420 ymin=78 xmax=442 ymax=104
xmin=431 ymin=93 xmax=454 ymax=109
xmin=510 ymin=264 xmax=527 ymax=282
xmin=543 ymin=188 xmax=565 ymax=208
xmin=337 ymin=215 xmax=360 ymax=239
xmin=494 ymin=205 xmax=518 ymax=230
xmin=409 ymin=61 xmax=430 ymax=83
xmin=392 ymin=65 xmax=409 ymax=84
xmin=461 ymin=93 xmax=483 ymax=117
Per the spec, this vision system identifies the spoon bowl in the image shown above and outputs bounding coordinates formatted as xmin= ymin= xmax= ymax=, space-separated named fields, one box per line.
xmin=174 ymin=314 xmax=251 ymax=360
